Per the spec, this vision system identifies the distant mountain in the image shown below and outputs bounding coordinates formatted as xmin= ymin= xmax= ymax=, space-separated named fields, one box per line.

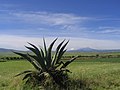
xmin=77 ymin=47 xmax=97 ymax=52
xmin=0 ymin=48 xmax=12 ymax=52
xmin=0 ymin=48 xmax=21 ymax=52
xmin=0 ymin=47 xmax=120 ymax=53
xmin=69 ymin=47 xmax=120 ymax=52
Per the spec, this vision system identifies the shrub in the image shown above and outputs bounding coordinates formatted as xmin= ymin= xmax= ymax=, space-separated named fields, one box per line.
xmin=13 ymin=38 xmax=78 ymax=89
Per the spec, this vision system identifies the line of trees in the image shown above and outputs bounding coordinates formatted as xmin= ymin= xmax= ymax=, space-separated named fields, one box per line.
xmin=0 ymin=57 xmax=24 ymax=60
xmin=0 ymin=54 xmax=120 ymax=61
xmin=62 ymin=54 xmax=120 ymax=59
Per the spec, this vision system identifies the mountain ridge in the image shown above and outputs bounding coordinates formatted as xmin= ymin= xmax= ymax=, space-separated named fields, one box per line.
xmin=0 ymin=47 xmax=120 ymax=52
xmin=0 ymin=48 xmax=23 ymax=52
xmin=69 ymin=47 xmax=120 ymax=52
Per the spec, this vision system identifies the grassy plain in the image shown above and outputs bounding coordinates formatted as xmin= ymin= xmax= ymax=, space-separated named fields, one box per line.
xmin=0 ymin=52 xmax=120 ymax=90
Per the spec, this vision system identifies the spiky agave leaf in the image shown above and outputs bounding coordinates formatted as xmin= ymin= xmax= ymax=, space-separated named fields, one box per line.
xmin=43 ymin=39 xmax=47 ymax=59
xmin=52 ymin=39 xmax=65 ymax=67
xmin=40 ymin=48 xmax=44 ymax=59
xmin=27 ymin=53 xmax=44 ymax=70
xmin=47 ymin=38 xmax=57 ymax=68
xmin=27 ymin=42 xmax=40 ymax=55
xmin=56 ymin=40 xmax=69 ymax=64
xmin=60 ymin=55 xmax=78 ymax=69
xmin=25 ymin=43 xmax=46 ymax=71
xmin=22 ymin=71 xmax=43 ymax=80
xmin=22 ymin=72 xmax=33 ymax=80
xmin=24 ymin=45 xmax=36 ymax=55
xmin=43 ymin=38 xmax=47 ymax=57
xmin=14 ymin=70 xmax=33 ymax=77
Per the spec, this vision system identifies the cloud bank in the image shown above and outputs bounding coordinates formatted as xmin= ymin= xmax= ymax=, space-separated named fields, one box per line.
xmin=0 ymin=35 xmax=120 ymax=50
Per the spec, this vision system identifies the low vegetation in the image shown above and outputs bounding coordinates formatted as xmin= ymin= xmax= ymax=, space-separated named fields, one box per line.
xmin=0 ymin=59 xmax=120 ymax=90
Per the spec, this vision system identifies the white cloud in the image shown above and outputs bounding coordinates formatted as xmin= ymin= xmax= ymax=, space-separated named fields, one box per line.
xmin=0 ymin=11 xmax=91 ymax=37
xmin=0 ymin=35 xmax=69 ymax=50
xmin=68 ymin=37 xmax=120 ymax=50
xmin=11 ymin=11 xmax=89 ymax=26
xmin=97 ymin=27 xmax=120 ymax=34
xmin=0 ymin=35 xmax=120 ymax=50
xmin=0 ymin=35 xmax=41 ymax=50
xmin=100 ymin=29 xmax=120 ymax=34
xmin=0 ymin=10 xmax=120 ymax=42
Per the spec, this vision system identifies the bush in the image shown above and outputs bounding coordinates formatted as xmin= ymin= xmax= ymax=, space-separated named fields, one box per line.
xmin=14 ymin=38 xmax=78 ymax=89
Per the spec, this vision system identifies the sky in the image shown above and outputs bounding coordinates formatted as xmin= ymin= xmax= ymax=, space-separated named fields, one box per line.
xmin=0 ymin=0 xmax=120 ymax=50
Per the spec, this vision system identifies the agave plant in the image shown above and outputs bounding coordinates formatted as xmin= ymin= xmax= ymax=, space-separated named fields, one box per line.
xmin=14 ymin=38 xmax=78 ymax=89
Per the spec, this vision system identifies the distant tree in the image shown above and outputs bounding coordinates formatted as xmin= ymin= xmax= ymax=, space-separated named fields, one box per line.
xmin=96 ymin=54 xmax=99 ymax=58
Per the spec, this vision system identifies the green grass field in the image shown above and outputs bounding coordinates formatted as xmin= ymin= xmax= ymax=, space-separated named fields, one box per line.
xmin=0 ymin=56 xmax=120 ymax=90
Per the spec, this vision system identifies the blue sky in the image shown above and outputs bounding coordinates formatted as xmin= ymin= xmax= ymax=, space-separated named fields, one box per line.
xmin=0 ymin=0 xmax=120 ymax=50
